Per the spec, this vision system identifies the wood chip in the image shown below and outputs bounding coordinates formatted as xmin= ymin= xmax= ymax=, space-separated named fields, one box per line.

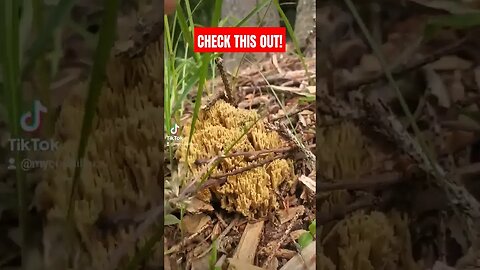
xmin=232 ymin=220 xmax=264 ymax=265
xmin=279 ymin=241 xmax=316 ymax=270
xmin=298 ymin=175 xmax=315 ymax=192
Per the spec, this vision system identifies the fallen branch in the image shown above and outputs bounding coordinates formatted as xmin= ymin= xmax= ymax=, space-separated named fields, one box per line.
xmin=195 ymin=144 xmax=316 ymax=165
xmin=279 ymin=122 xmax=315 ymax=171
xmin=210 ymin=153 xmax=289 ymax=179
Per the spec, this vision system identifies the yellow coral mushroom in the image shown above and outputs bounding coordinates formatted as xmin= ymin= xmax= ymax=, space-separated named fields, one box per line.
xmin=34 ymin=42 xmax=163 ymax=269
xmin=177 ymin=100 xmax=295 ymax=218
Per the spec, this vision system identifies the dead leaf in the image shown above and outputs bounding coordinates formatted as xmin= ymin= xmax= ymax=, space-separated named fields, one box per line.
xmin=278 ymin=206 xmax=305 ymax=224
xmin=264 ymin=257 xmax=279 ymax=270
xmin=228 ymin=258 xmax=264 ymax=270
xmin=443 ymin=130 xmax=477 ymax=154
xmin=269 ymin=85 xmax=314 ymax=97
xmin=359 ymin=54 xmax=382 ymax=75
xmin=186 ymin=198 xmax=214 ymax=213
xmin=430 ymin=56 xmax=473 ymax=71
xmin=290 ymin=229 xmax=308 ymax=241
xmin=182 ymin=213 xmax=211 ymax=235
xmin=332 ymin=38 xmax=367 ymax=68
xmin=449 ymin=70 xmax=465 ymax=102
xmin=298 ymin=114 xmax=307 ymax=127
xmin=232 ymin=220 xmax=264 ymax=265
xmin=424 ymin=67 xmax=451 ymax=108
xmin=280 ymin=241 xmax=316 ymax=270
xmin=191 ymin=253 xmax=211 ymax=270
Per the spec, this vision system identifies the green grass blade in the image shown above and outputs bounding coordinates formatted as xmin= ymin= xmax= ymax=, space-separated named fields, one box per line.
xmin=209 ymin=240 xmax=218 ymax=270
xmin=186 ymin=53 xmax=210 ymax=161
xmin=273 ymin=0 xmax=310 ymax=83
xmin=176 ymin=5 xmax=199 ymax=62
xmin=425 ymin=13 xmax=480 ymax=39
xmin=344 ymin=0 xmax=439 ymax=176
xmin=0 ymin=0 xmax=28 ymax=266
xmin=234 ymin=0 xmax=271 ymax=27
xmin=66 ymin=0 xmax=120 ymax=218
xmin=210 ymin=0 xmax=223 ymax=27
xmin=22 ymin=0 xmax=74 ymax=76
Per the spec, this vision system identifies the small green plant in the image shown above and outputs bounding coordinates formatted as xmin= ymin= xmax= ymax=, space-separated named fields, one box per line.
xmin=209 ymin=240 xmax=221 ymax=270
xmin=297 ymin=219 xmax=315 ymax=249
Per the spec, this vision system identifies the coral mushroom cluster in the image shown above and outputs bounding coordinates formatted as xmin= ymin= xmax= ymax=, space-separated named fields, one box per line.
xmin=34 ymin=43 xmax=163 ymax=269
xmin=177 ymin=100 xmax=295 ymax=218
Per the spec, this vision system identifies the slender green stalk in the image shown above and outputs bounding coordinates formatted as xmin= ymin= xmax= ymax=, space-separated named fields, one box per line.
xmin=67 ymin=0 xmax=120 ymax=218
xmin=0 ymin=0 xmax=28 ymax=267
xmin=344 ymin=0 xmax=439 ymax=175
xmin=32 ymin=0 xmax=54 ymax=136
xmin=23 ymin=0 xmax=74 ymax=78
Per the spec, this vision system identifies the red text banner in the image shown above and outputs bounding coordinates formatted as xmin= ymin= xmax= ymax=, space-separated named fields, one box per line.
xmin=193 ymin=27 xmax=286 ymax=53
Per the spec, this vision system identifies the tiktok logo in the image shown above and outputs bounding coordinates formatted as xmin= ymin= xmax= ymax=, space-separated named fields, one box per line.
xmin=20 ymin=100 xmax=47 ymax=132
xmin=170 ymin=123 xmax=179 ymax=135
xmin=166 ymin=124 xmax=181 ymax=147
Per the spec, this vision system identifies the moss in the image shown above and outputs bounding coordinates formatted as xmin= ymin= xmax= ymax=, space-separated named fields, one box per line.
xmin=177 ymin=100 xmax=295 ymax=218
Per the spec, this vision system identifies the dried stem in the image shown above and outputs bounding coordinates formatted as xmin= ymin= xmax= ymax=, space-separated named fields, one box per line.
xmin=210 ymin=153 xmax=289 ymax=179
xmin=195 ymin=144 xmax=316 ymax=165
xmin=262 ymin=210 xmax=302 ymax=268
xmin=215 ymin=57 xmax=235 ymax=105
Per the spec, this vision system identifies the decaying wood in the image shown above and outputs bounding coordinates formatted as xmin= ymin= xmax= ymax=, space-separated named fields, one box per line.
xmin=231 ymin=220 xmax=265 ymax=266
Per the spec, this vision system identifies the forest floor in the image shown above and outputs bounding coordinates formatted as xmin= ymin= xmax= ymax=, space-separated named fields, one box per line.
xmin=164 ymin=53 xmax=316 ymax=270
xmin=2 ymin=0 xmax=480 ymax=270
xmin=166 ymin=1 xmax=480 ymax=270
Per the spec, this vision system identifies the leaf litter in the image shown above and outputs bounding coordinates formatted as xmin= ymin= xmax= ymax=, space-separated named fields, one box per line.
xmin=164 ymin=51 xmax=317 ymax=269
xmin=312 ymin=1 xmax=480 ymax=270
